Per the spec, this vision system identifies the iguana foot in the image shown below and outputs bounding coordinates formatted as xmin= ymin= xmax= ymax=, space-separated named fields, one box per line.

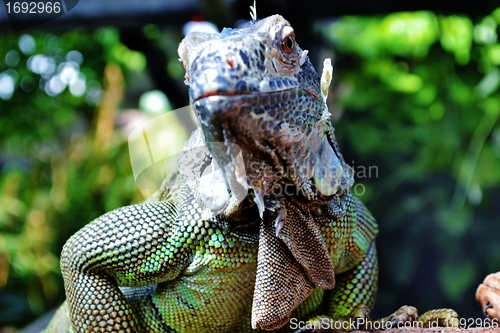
xmin=419 ymin=308 xmax=459 ymax=327
xmin=372 ymin=305 xmax=419 ymax=328
xmin=372 ymin=305 xmax=458 ymax=329
xmin=293 ymin=305 xmax=457 ymax=332
xmin=476 ymin=272 xmax=500 ymax=322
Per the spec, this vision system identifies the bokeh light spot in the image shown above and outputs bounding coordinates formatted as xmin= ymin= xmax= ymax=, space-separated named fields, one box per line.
xmin=19 ymin=34 xmax=36 ymax=55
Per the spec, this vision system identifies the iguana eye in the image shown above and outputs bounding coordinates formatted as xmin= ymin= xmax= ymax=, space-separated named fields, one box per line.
xmin=283 ymin=36 xmax=295 ymax=53
xmin=281 ymin=26 xmax=296 ymax=54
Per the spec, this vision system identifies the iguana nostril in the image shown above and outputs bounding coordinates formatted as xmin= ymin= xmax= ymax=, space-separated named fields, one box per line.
xmin=226 ymin=53 xmax=235 ymax=68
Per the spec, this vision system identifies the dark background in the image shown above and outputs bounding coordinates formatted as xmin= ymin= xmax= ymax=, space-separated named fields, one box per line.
xmin=0 ymin=0 xmax=499 ymax=331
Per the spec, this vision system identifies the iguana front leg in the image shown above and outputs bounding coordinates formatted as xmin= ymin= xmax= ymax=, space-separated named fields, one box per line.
xmin=60 ymin=187 xmax=195 ymax=332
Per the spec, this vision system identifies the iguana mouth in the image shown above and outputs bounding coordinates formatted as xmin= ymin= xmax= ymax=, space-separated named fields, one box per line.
xmin=190 ymin=77 xmax=321 ymax=104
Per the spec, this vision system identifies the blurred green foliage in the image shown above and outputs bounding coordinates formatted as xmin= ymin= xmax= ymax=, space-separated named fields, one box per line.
xmin=324 ymin=8 xmax=500 ymax=318
xmin=0 ymin=28 xmax=148 ymax=328
xmin=0 ymin=6 xmax=499 ymax=331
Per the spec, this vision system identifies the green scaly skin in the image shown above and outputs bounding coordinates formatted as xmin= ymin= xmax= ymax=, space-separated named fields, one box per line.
xmin=46 ymin=14 xmax=458 ymax=332
xmin=46 ymin=175 xmax=378 ymax=332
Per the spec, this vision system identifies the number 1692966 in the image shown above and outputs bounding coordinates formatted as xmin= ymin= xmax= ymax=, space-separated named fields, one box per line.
xmin=5 ymin=1 xmax=61 ymax=14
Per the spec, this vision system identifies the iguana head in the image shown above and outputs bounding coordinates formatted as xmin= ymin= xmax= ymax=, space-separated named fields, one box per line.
xmin=179 ymin=15 xmax=353 ymax=330
xmin=179 ymin=15 xmax=353 ymax=206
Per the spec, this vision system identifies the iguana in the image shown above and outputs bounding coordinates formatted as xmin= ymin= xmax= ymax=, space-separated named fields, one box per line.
xmin=46 ymin=14 xmax=458 ymax=332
